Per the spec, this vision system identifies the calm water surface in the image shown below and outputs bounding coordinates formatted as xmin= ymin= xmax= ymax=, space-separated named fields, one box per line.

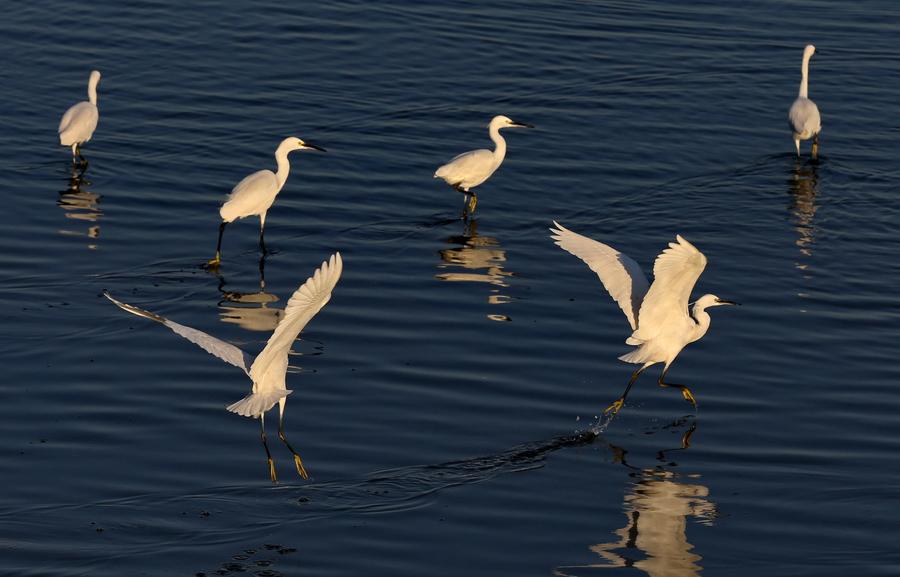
xmin=2 ymin=1 xmax=900 ymax=575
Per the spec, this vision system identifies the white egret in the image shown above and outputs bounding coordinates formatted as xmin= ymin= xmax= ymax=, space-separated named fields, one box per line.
xmin=550 ymin=222 xmax=737 ymax=415
xmin=58 ymin=70 xmax=101 ymax=162
xmin=105 ymin=252 xmax=343 ymax=483
xmin=434 ymin=115 xmax=533 ymax=216
xmin=788 ymin=44 xmax=821 ymax=159
xmin=210 ymin=137 xmax=326 ymax=266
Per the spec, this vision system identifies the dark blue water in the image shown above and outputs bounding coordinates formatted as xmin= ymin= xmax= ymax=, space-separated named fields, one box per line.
xmin=2 ymin=1 xmax=900 ymax=575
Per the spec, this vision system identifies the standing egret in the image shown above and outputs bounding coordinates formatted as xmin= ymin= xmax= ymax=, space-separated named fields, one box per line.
xmin=209 ymin=137 xmax=326 ymax=266
xmin=788 ymin=44 xmax=821 ymax=160
xmin=550 ymin=222 xmax=737 ymax=415
xmin=58 ymin=70 xmax=101 ymax=162
xmin=105 ymin=253 xmax=343 ymax=483
xmin=434 ymin=115 xmax=533 ymax=217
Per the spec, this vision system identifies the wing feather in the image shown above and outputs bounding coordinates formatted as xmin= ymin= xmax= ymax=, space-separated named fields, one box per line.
xmin=550 ymin=221 xmax=649 ymax=331
xmin=630 ymin=235 xmax=707 ymax=343
xmin=104 ymin=292 xmax=252 ymax=374
xmin=249 ymin=253 xmax=343 ymax=382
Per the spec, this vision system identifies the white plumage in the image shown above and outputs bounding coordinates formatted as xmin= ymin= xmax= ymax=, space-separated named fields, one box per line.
xmin=550 ymin=222 xmax=737 ymax=414
xmin=58 ymin=70 xmax=101 ymax=160
xmin=788 ymin=44 xmax=822 ymax=159
xmin=434 ymin=115 xmax=533 ymax=215
xmin=210 ymin=136 xmax=326 ymax=266
xmin=105 ymin=252 xmax=343 ymax=482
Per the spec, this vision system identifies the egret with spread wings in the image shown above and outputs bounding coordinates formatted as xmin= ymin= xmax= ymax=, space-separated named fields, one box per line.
xmin=105 ymin=253 xmax=342 ymax=483
xmin=209 ymin=136 xmax=326 ymax=266
xmin=550 ymin=222 xmax=737 ymax=415
xmin=58 ymin=70 xmax=101 ymax=163
xmin=434 ymin=115 xmax=533 ymax=217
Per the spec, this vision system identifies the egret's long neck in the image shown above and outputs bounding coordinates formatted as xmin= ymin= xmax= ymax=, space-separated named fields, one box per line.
xmin=798 ymin=53 xmax=811 ymax=99
xmin=690 ymin=302 xmax=712 ymax=343
xmin=489 ymin=123 xmax=507 ymax=167
xmin=88 ymin=77 xmax=99 ymax=106
xmin=274 ymin=147 xmax=292 ymax=189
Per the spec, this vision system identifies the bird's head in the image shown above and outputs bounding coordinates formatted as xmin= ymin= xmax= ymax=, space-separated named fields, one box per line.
xmin=491 ymin=115 xmax=534 ymax=129
xmin=694 ymin=294 xmax=740 ymax=311
xmin=281 ymin=136 xmax=327 ymax=153
xmin=804 ymin=44 xmax=816 ymax=59
xmin=90 ymin=70 xmax=102 ymax=83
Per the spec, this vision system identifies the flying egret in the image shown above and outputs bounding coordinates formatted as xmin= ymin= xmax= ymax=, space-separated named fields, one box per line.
xmin=434 ymin=115 xmax=533 ymax=217
xmin=58 ymin=70 xmax=101 ymax=162
xmin=105 ymin=252 xmax=343 ymax=483
xmin=788 ymin=44 xmax=821 ymax=160
xmin=550 ymin=222 xmax=737 ymax=415
xmin=209 ymin=137 xmax=326 ymax=266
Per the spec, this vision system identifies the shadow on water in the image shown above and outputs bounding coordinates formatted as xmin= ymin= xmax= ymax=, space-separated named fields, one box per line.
xmin=434 ymin=218 xmax=515 ymax=321
xmin=554 ymin=422 xmax=715 ymax=577
xmin=215 ymin=255 xmax=285 ymax=332
xmin=56 ymin=160 xmax=101 ymax=248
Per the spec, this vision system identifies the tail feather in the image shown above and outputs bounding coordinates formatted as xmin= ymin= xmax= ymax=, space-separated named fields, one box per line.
xmin=226 ymin=388 xmax=292 ymax=418
xmin=618 ymin=347 xmax=652 ymax=365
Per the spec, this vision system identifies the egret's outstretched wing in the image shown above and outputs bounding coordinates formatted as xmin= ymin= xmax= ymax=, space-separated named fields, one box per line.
xmin=249 ymin=253 xmax=343 ymax=383
xmin=550 ymin=221 xmax=649 ymax=331
xmin=104 ymin=292 xmax=252 ymax=374
xmin=630 ymin=235 xmax=707 ymax=343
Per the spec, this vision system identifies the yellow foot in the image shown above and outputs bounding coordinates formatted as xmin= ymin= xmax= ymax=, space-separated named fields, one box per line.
xmin=206 ymin=255 xmax=221 ymax=269
xmin=293 ymin=454 xmax=309 ymax=480
xmin=467 ymin=195 xmax=478 ymax=214
xmin=604 ymin=398 xmax=625 ymax=415
xmin=811 ymin=142 xmax=819 ymax=160
xmin=268 ymin=458 xmax=278 ymax=484
xmin=681 ymin=387 xmax=697 ymax=407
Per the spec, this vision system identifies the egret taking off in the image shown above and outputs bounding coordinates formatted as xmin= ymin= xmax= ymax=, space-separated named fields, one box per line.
xmin=434 ymin=115 xmax=533 ymax=217
xmin=788 ymin=44 xmax=821 ymax=160
xmin=209 ymin=137 xmax=326 ymax=266
xmin=58 ymin=70 xmax=101 ymax=162
xmin=550 ymin=222 xmax=737 ymax=415
xmin=105 ymin=253 xmax=343 ymax=483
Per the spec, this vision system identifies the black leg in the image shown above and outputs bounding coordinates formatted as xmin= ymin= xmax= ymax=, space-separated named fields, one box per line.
xmin=277 ymin=405 xmax=309 ymax=480
xmin=260 ymin=414 xmax=277 ymax=484
xmin=259 ymin=225 xmax=267 ymax=255
xmin=605 ymin=364 xmax=649 ymax=415
xmin=657 ymin=367 xmax=697 ymax=407
xmin=208 ymin=221 xmax=227 ymax=267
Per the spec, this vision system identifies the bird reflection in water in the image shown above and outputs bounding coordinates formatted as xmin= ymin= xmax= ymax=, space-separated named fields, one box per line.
xmin=217 ymin=255 xmax=284 ymax=332
xmin=435 ymin=219 xmax=514 ymax=321
xmin=57 ymin=163 xmax=101 ymax=248
xmin=788 ymin=161 xmax=820 ymax=265
xmin=555 ymin=425 xmax=715 ymax=577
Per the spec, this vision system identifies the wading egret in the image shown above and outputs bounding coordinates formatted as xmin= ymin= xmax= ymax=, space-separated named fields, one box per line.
xmin=58 ymin=70 xmax=101 ymax=162
xmin=434 ymin=115 xmax=533 ymax=217
xmin=209 ymin=137 xmax=326 ymax=266
xmin=105 ymin=252 xmax=342 ymax=483
xmin=550 ymin=222 xmax=737 ymax=415
xmin=788 ymin=44 xmax=821 ymax=159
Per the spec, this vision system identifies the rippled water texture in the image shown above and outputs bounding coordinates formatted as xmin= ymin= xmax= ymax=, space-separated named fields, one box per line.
xmin=2 ymin=1 xmax=900 ymax=575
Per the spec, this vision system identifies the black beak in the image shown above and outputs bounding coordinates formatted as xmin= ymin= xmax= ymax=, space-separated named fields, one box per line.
xmin=716 ymin=299 xmax=740 ymax=306
xmin=511 ymin=121 xmax=534 ymax=128
xmin=304 ymin=143 xmax=327 ymax=152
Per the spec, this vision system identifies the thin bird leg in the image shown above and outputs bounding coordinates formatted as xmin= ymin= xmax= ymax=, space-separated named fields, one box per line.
xmin=811 ymin=135 xmax=819 ymax=161
xmin=468 ymin=193 xmax=478 ymax=215
xmin=260 ymin=413 xmax=278 ymax=484
xmin=277 ymin=401 xmax=309 ymax=480
xmin=259 ymin=224 xmax=268 ymax=255
xmin=657 ymin=367 xmax=697 ymax=407
xmin=208 ymin=221 xmax=227 ymax=267
xmin=605 ymin=365 xmax=649 ymax=415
